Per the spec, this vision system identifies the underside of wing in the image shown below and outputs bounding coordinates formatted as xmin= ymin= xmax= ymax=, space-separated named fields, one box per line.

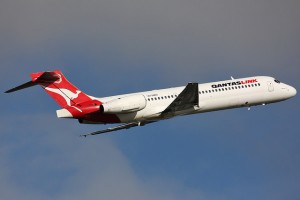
xmin=161 ymin=82 xmax=199 ymax=118
xmin=81 ymin=121 xmax=155 ymax=137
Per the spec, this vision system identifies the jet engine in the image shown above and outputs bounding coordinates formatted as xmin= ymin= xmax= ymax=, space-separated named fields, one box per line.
xmin=100 ymin=94 xmax=146 ymax=114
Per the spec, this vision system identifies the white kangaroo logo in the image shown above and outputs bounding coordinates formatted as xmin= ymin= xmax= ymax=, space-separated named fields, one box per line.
xmin=44 ymin=87 xmax=82 ymax=112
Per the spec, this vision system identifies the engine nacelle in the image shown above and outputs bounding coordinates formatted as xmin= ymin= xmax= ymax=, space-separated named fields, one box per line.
xmin=101 ymin=94 xmax=146 ymax=114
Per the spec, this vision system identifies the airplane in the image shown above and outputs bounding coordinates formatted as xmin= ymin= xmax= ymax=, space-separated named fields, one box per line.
xmin=5 ymin=70 xmax=297 ymax=137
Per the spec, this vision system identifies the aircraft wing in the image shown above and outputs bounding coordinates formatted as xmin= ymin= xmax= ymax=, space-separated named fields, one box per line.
xmin=161 ymin=82 xmax=199 ymax=118
xmin=80 ymin=121 xmax=155 ymax=137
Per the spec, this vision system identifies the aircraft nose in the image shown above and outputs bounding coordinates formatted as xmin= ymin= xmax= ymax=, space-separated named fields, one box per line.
xmin=282 ymin=84 xmax=297 ymax=99
xmin=289 ymin=86 xmax=297 ymax=97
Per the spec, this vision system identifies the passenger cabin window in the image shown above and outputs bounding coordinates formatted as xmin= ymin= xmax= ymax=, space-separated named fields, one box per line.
xmin=193 ymin=83 xmax=264 ymax=95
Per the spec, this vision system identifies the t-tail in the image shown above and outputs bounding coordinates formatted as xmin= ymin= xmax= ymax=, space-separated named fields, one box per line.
xmin=5 ymin=70 xmax=102 ymax=118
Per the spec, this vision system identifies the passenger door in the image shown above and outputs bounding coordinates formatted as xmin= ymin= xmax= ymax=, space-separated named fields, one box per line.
xmin=267 ymin=81 xmax=274 ymax=92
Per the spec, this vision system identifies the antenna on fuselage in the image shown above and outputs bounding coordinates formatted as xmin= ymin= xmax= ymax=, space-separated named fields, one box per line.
xmin=231 ymin=76 xmax=235 ymax=80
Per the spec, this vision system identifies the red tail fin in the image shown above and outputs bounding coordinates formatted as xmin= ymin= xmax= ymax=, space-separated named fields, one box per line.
xmin=30 ymin=70 xmax=92 ymax=108
xmin=5 ymin=70 xmax=102 ymax=118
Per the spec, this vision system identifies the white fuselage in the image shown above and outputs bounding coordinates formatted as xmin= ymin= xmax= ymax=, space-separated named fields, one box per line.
xmin=94 ymin=76 xmax=296 ymax=123
xmin=8 ymin=71 xmax=296 ymax=134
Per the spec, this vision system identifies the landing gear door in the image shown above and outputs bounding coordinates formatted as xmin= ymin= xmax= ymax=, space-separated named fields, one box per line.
xmin=267 ymin=81 xmax=274 ymax=92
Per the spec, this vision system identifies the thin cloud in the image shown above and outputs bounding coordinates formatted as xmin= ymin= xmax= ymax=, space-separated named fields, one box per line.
xmin=0 ymin=114 xmax=206 ymax=200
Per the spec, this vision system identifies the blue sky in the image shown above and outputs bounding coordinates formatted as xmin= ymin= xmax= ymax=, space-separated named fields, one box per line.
xmin=1 ymin=0 xmax=299 ymax=199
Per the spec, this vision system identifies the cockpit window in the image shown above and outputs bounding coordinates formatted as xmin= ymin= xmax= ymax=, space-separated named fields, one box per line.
xmin=274 ymin=79 xmax=281 ymax=84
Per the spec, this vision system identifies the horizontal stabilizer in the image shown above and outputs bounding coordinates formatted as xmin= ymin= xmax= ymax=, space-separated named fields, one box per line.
xmin=31 ymin=71 xmax=60 ymax=83
xmin=5 ymin=71 xmax=60 ymax=93
xmin=5 ymin=81 xmax=37 ymax=93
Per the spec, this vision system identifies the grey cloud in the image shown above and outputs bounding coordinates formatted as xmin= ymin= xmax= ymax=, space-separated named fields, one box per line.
xmin=1 ymin=0 xmax=299 ymax=83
